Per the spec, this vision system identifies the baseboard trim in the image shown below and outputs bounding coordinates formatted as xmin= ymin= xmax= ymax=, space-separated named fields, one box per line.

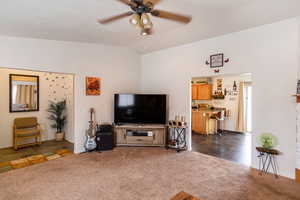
xmin=296 ymin=169 xmax=300 ymax=183
xmin=251 ymin=168 xmax=294 ymax=181
xmin=221 ymin=130 xmax=244 ymax=134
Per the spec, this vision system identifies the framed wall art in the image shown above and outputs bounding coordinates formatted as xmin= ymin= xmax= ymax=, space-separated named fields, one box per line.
xmin=210 ymin=53 xmax=224 ymax=68
xmin=86 ymin=77 xmax=101 ymax=96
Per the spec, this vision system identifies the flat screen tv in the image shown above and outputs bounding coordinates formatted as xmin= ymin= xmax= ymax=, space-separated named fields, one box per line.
xmin=114 ymin=94 xmax=167 ymax=125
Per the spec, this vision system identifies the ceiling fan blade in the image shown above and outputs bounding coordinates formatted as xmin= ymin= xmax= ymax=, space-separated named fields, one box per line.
xmin=151 ymin=10 xmax=191 ymax=24
xmin=117 ymin=0 xmax=137 ymax=7
xmin=98 ymin=12 xmax=134 ymax=24
xmin=144 ymin=0 xmax=161 ymax=5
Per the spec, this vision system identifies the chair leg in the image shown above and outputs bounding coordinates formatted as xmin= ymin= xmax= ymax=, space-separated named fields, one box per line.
xmin=14 ymin=137 xmax=18 ymax=150
xmin=38 ymin=135 xmax=42 ymax=145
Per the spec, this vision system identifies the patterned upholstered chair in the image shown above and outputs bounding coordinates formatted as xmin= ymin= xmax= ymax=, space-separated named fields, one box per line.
xmin=13 ymin=117 xmax=42 ymax=150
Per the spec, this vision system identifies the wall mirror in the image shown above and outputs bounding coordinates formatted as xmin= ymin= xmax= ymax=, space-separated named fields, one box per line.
xmin=9 ymin=74 xmax=39 ymax=112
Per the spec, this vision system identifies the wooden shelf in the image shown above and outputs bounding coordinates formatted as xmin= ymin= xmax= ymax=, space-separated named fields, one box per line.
xmin=114 ymin=125 xmax=167 ymax=147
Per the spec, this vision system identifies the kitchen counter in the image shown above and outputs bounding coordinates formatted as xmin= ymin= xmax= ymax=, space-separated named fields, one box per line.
xmin=192 ymin=108 xmax=225 ymax=135
xmin=192 ymin=108 xmax=224 ymax=113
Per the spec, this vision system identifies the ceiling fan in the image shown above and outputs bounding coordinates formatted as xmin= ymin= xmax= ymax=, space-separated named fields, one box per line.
xmin=98 ymin=0 xmax=192 ymax=36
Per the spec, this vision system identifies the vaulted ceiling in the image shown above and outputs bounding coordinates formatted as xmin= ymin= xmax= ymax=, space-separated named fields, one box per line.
xmin=1 ymin=0 xmax=300 ymax=54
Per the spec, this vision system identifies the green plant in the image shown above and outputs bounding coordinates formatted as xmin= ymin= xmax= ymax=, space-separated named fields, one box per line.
xmin=258 ymin=133 xmax=278 ymax=149
xmin=47 ymin=100 xmax=67 ymax=133
xmin=212 ymin=94 xmax=225 ymax=100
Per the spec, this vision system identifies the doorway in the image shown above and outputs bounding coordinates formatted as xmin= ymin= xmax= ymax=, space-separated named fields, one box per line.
xmin=0 ymin=67 xmax=74 ymax=174
xmin=191 ymin=73 xmax=252 ymax=166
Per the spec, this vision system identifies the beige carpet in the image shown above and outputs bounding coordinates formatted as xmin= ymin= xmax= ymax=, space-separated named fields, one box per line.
xmin=0 ymin=147 xmax=299 ymax=200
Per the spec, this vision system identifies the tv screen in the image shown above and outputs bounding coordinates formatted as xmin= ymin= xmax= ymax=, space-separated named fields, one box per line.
xmin=114 ymin=94 xmax=166 ymax=124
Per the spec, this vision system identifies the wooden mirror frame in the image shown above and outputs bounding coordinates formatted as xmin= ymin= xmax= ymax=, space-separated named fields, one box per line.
xmin=9 ymin=74 xmax=40 ymax=113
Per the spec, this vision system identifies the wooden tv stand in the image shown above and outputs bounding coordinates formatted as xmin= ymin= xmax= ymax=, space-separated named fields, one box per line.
xmin=114 ymin=124 xmax=167 ymax=147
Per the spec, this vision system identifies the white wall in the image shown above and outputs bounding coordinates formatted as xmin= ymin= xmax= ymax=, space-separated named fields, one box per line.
xmin=296 ymin=17 xmax=300 ymax=170
xmin=0 ymin=35 xmax=141 ymax=153
xmin=0 ymin=68 xmax=74 ymax=148
xmin=141 ymin=18 xmax=299 ymax=179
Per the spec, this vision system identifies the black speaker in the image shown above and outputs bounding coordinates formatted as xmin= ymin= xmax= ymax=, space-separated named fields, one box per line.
xmin=96 ymin=124 xmax=114 ymax=151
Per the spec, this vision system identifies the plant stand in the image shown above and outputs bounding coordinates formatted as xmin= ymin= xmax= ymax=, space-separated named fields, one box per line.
xmin=256 ymin=147 xmax=280 ymax=178
xmin=167 ymin=125 xmax=187 ymax=152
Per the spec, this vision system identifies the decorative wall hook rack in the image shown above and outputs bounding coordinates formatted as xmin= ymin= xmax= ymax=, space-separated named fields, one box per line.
xmin=214 ymin=69 xmax=220 ymax=73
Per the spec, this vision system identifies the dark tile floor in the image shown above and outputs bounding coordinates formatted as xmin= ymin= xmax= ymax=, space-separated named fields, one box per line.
xmin=0 ymin=140 xmax=74 ymax=163
xmin=192 ymin=131 xmax=251 ymax=166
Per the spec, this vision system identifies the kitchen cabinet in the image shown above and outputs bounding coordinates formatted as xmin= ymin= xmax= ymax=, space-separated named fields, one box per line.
xmin=192 ymin=111 xmax=206 ymax=133
xmin=192 ymin=85 xmax=198 ymax=100
xmin=192 ymin=110 xmax=218 ymax=135
xmin=192 ymin=84 xmax=212 ymax=100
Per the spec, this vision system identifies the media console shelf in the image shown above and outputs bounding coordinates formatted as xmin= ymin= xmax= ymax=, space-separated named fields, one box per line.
xmin=114 ymin=124 xmax=167 ymax=147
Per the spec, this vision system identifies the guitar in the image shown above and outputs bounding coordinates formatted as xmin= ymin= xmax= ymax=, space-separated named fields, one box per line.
xmin=84 ymin=108 xmax=97 ymax=151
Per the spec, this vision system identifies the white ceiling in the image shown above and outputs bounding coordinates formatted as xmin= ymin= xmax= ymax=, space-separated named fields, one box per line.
xmin=1 ymin=0 xmax=300 ymax=54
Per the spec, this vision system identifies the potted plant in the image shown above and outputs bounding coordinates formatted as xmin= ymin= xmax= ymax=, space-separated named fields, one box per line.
xmin=47 ymin=100 xmax=67 ymax=141
xmin=258 ymin=133 xmax=278 ymax=149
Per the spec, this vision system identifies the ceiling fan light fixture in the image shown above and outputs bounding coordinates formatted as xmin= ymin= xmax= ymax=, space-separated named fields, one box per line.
xmin=143 ymin=21 xmax=153 ymax=29
xmin=141 ymin=13 xmax=151 ymax=25
xmin=129 ymin=13 xmax=140 ymax=26
xmin=141 ymin=28 xmax=151 ymax=36
xmin=98 ymin=0 xmax=192 ymax=36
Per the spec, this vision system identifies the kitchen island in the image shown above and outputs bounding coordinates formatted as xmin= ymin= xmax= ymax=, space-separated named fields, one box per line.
xmin=192 ymin=108 xmax=225 ymax=135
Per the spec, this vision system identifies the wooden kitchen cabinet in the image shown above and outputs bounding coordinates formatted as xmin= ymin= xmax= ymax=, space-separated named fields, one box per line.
xmin=197 ymin=84 xmax=212 ymax=100
xmin=192 ymin=111 xmax=206 ymax=133
xmin=192 ymin=84 xmax=212 ymax=100
xmin=192 ymin=85 xmax=198 ymax=100
xmin=192 ymin=110 xmax=217 ymax=135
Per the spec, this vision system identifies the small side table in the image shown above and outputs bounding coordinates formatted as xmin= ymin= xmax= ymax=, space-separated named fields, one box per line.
xmin=256 ymin=147 xmax=280 ymax=178
xmin=167 ymin=125 xmax=187 ymax=152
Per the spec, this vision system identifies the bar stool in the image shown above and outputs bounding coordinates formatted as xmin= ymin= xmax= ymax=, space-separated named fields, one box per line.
xmin=206 ymin=113 xmax=216 ymax=135
xmin=215 ymin=110 xmax=225 ymax=136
